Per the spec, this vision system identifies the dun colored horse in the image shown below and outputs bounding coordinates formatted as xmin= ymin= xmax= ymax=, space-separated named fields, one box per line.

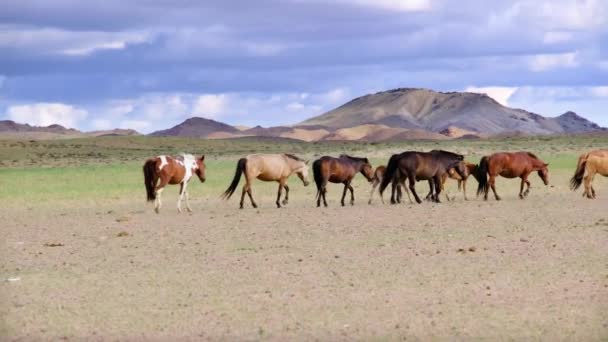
xmin=425 ymin=161 xmax=479 ymax=201
xmin=379 ymin=150 xmax=466 ymax=204
xmin=570 ymin=149 xmax=608 ymax=199
xmin=313 ymin=155 xmax=374 ymax=207
xmin=477 ymin=152 xmax=549 ymax=200
xmin=368 ymin=165 xmax=411 ymax=204
xmin=222 ymin=154 xmax=310 ymax=209
xmin=143 ymin=154 xmax=206 ymax=213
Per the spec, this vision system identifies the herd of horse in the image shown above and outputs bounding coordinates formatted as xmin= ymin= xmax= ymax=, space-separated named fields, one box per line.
xmin=143 ymin=149 xmax=608 ymax=212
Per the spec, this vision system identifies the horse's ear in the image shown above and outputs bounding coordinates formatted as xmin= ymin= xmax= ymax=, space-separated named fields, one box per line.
xmin=200 ymin=155 xmax=205 ymax=161
xmin=544 ymin=163 xmax=549 ymax=167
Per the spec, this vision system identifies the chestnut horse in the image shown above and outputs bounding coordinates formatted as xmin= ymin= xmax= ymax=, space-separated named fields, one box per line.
xmin=476 ymin=152 xmax=549 ymax=200
xmin=222 ymin=154 xmax=310 ymax=209
xmin=570 ymin=149 xmax=608 ymax=199
xmin=379 ymin=150 xmax=466 ymax=204
xmin=425 ymin=161 xmax=479 ymax=201
xmin=313 ymin=155 xmax=374 ymax=207
xmin=368 ymin=165 xmax=411 ymax=204
xmin=143 ymin=154 xmax=206 ymax=213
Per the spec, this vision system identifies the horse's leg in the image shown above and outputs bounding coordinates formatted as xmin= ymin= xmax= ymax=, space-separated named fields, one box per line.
xmin=408 ymin=174 xmax=422 ymax=204
xmin=390 ymin=180 xmax=397 ymax=204
xmin=177 ymin=182 xmax=185 ymax=212
xmin=583 ymin=172 xmax=595 ymax=199
xmin=275 ymin=180 xmax=284 ymax=208
xmin=425 ymin=180 xmax=434 ymax=201
xmin=524 ymin=178 xmax=531 ymax=198
xmin=348 ymin=181 xmax=355 ymax=205
xmin=184 ymin=187 xmax=192 ymax=212
xmin=462 ymin=179 xmax=468 ymax=201
xmin=322 ymin=182 xmax=328 ymax=207
xmin=240 ymin=185 xmax=247 ymax=209
xmin=402 ymin=179 xmax=413 ymax=204
xmin=489 ymin=175 xmax=501 ymax=201
xmin=154 ymin=176 xmax=169 ymax=213
xmin=434 ymin=176 xmax=442 ymax=203
xmin=518 ymin=177 xmax=526 ymax=199
xmin=282 ymin=184 xmax=290 ymax=205
xmin=340 ymin=182 xmax=348 ymax=206
xmin=396 ymin=183 xmax=402 ymax=203
xmin=368 ymin=179 xmax=378 ymax=205
xmin=247 ymin=184 xmax=258 ymax=209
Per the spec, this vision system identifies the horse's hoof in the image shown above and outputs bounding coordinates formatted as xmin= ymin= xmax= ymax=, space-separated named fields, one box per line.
xmin=282 ymin=200 xmax=288 ymax=205
xmin=496 ymin=197 xmax=502 ymax=201
xmin=252 ymin=204 xmax=258 ymax=209
xmin=276 ymin=203 xmax=281 ymax=208
xmin=154 ymin=208 xmax=160 ymax=214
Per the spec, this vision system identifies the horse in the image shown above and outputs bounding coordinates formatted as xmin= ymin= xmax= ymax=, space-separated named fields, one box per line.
xmin=368 ymin=165 xmax=411 ymax=204
xmin=143 ymin=154 xmax=206 ymax=213
xmin=222 ymin=154 xmax=310 ymax=209
xmin=424 ymin=161 xmax=479 ymax=201
xmin=570 ymin=149 xmax=608 ymax=199
xmin=313 ymin=154 xmax=374 ymax=207
xmin=379 ymin=150 xmax=466 ymax=204
xmin=476 ymin=152 xmax=549 ymax=201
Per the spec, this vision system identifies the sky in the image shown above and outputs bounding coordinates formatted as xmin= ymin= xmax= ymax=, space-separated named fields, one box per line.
xmin=0 ymin=0 xmax=607 ymax=133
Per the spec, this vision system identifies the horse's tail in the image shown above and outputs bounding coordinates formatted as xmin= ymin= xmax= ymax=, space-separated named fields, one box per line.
xmin=569 ymin=153 xmax=588 ymax=190
xmin=379 ymin=155 xmax=399 ymax=195
xmin=143 ymin=159 xmax=158 ymax=202
xmin=222 ymin=158 xmax=246 ymax=199
xmin=476 ymin=156 xmax=489 ymax=196
xmin=313 ymin=159 xmax=323 ymax=200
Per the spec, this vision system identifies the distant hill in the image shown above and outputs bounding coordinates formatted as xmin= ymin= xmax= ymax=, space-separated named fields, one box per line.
xmin=0 ymin=120 xmax=141 ymax=139
xmin=298 ymin=88 xmax=606 ymax=135
xmin=3 ymin=88 xmax=605 ymax=141
xmin=149 ymin=117 xmax=243 ymax=138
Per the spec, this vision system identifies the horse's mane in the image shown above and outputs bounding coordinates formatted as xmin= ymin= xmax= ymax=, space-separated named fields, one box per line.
xmin=526 ymin=152 xmax=539 ymax=160
xmin=284 ymin=153 xmax=304 ymax=162
xmin=339 ymin=154 xmax=370 ymax=164
xmin=430 ymin=149 xmax=464 ymax=160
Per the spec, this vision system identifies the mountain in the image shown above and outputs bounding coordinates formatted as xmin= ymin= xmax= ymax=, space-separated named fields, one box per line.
xmin=0 ymin=120 xmax=142 ymax=139
xmin=149 ymin=117 xmax=243 ymax=138
xmin=298 ymin=88 xmax=605 ymax=135
xmin=0 ymin=120 xmax=80 ymax=134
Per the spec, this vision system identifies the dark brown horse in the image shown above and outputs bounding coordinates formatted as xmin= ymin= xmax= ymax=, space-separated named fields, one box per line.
xmin=476 ymin=152 xmax=549 ymax=200
xmin=313 ymin=155 xmax=374 ymax=207
xmin=379 ymin=150 xmax=466 ymax=204
xmin=143 ymin=154 xmax=206 ymax=213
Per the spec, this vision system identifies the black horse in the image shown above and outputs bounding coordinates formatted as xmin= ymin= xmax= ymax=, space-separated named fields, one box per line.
xmin=379 ymin=150 xmax=466 ymax=204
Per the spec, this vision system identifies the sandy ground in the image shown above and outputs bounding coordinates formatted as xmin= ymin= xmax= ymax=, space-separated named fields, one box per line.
xmin=1 ymin=173 xmax=607 ymax=341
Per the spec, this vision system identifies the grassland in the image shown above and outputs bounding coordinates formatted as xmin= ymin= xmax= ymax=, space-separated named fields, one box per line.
xmin=1 ymin=135 xmax=607 ymax=340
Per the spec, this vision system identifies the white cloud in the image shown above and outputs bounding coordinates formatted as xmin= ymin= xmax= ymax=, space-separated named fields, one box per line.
xmin=330 ymin=0 xmax=432 ymax=11
xmin=528 ymin=51 xmax=579 ymax=72
xmin=465 ymin=86 xmax=518 ymax=106
xmin=92 ymin=119 xmax=112 ymax=130
xmin=0 ymin=25 xmax=151 ymax=56
xmin=542 ymin=31 xmax=574 ymax=44
xmin=590 ymin=86 xmax=608 ymax=97
xmin=7 ymin=103 xmax=88 ymax=128
xmin=193 ymin=94 xmax=228 ymax=118
xmin=286 ymin=102 xmax=305 ymax=111
xmin=319 ymin=87 xmax=350 ymax=105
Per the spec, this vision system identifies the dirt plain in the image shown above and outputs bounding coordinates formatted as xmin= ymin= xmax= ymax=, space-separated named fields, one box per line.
xmin=1 ymin=166 xmax=607 ymax=341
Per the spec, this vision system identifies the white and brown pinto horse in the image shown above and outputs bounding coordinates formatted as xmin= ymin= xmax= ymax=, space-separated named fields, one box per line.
xmin=570 ymin=149 xmax=608 ymax=199
xmin=143 ymin=154 xmax=206 ymax=213
xmin=222 ymin=154 xmax=310 ymax=209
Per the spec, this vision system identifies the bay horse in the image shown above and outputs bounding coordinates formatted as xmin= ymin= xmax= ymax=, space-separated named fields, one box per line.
xmin=222 ymin=154 xmax=310 ymax=209
xmin=570 ymin=149 xmax=608 ymax=199
xmin=425 ymin=161 xmax=479 ymax=201
xmin=379 ymin=150 xmax=465 ymax=204
xmin=143 ymin=154 xmax=206 ymax=213
xmin=476 ymin=152 xmax=549 ymax=200
xmin=313 ymin=155 xmax=374 ymax=207
xmin=368 ymin=165 xmax=411 ymax=204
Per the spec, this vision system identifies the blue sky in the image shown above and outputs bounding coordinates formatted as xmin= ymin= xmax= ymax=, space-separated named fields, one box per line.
xmin=0 ymin=0 xmax=607 ymax=133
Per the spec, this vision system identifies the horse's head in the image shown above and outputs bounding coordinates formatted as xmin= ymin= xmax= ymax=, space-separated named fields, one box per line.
xmin=538 ymin=163 xmax=549 ymax=185
xmin=296 ymin=160 xmax=310 ymax=186
xmin=194 ymin=155 xmax=206 ymax=182
xmin=360 ymin=158 xmax=374 ymax=182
